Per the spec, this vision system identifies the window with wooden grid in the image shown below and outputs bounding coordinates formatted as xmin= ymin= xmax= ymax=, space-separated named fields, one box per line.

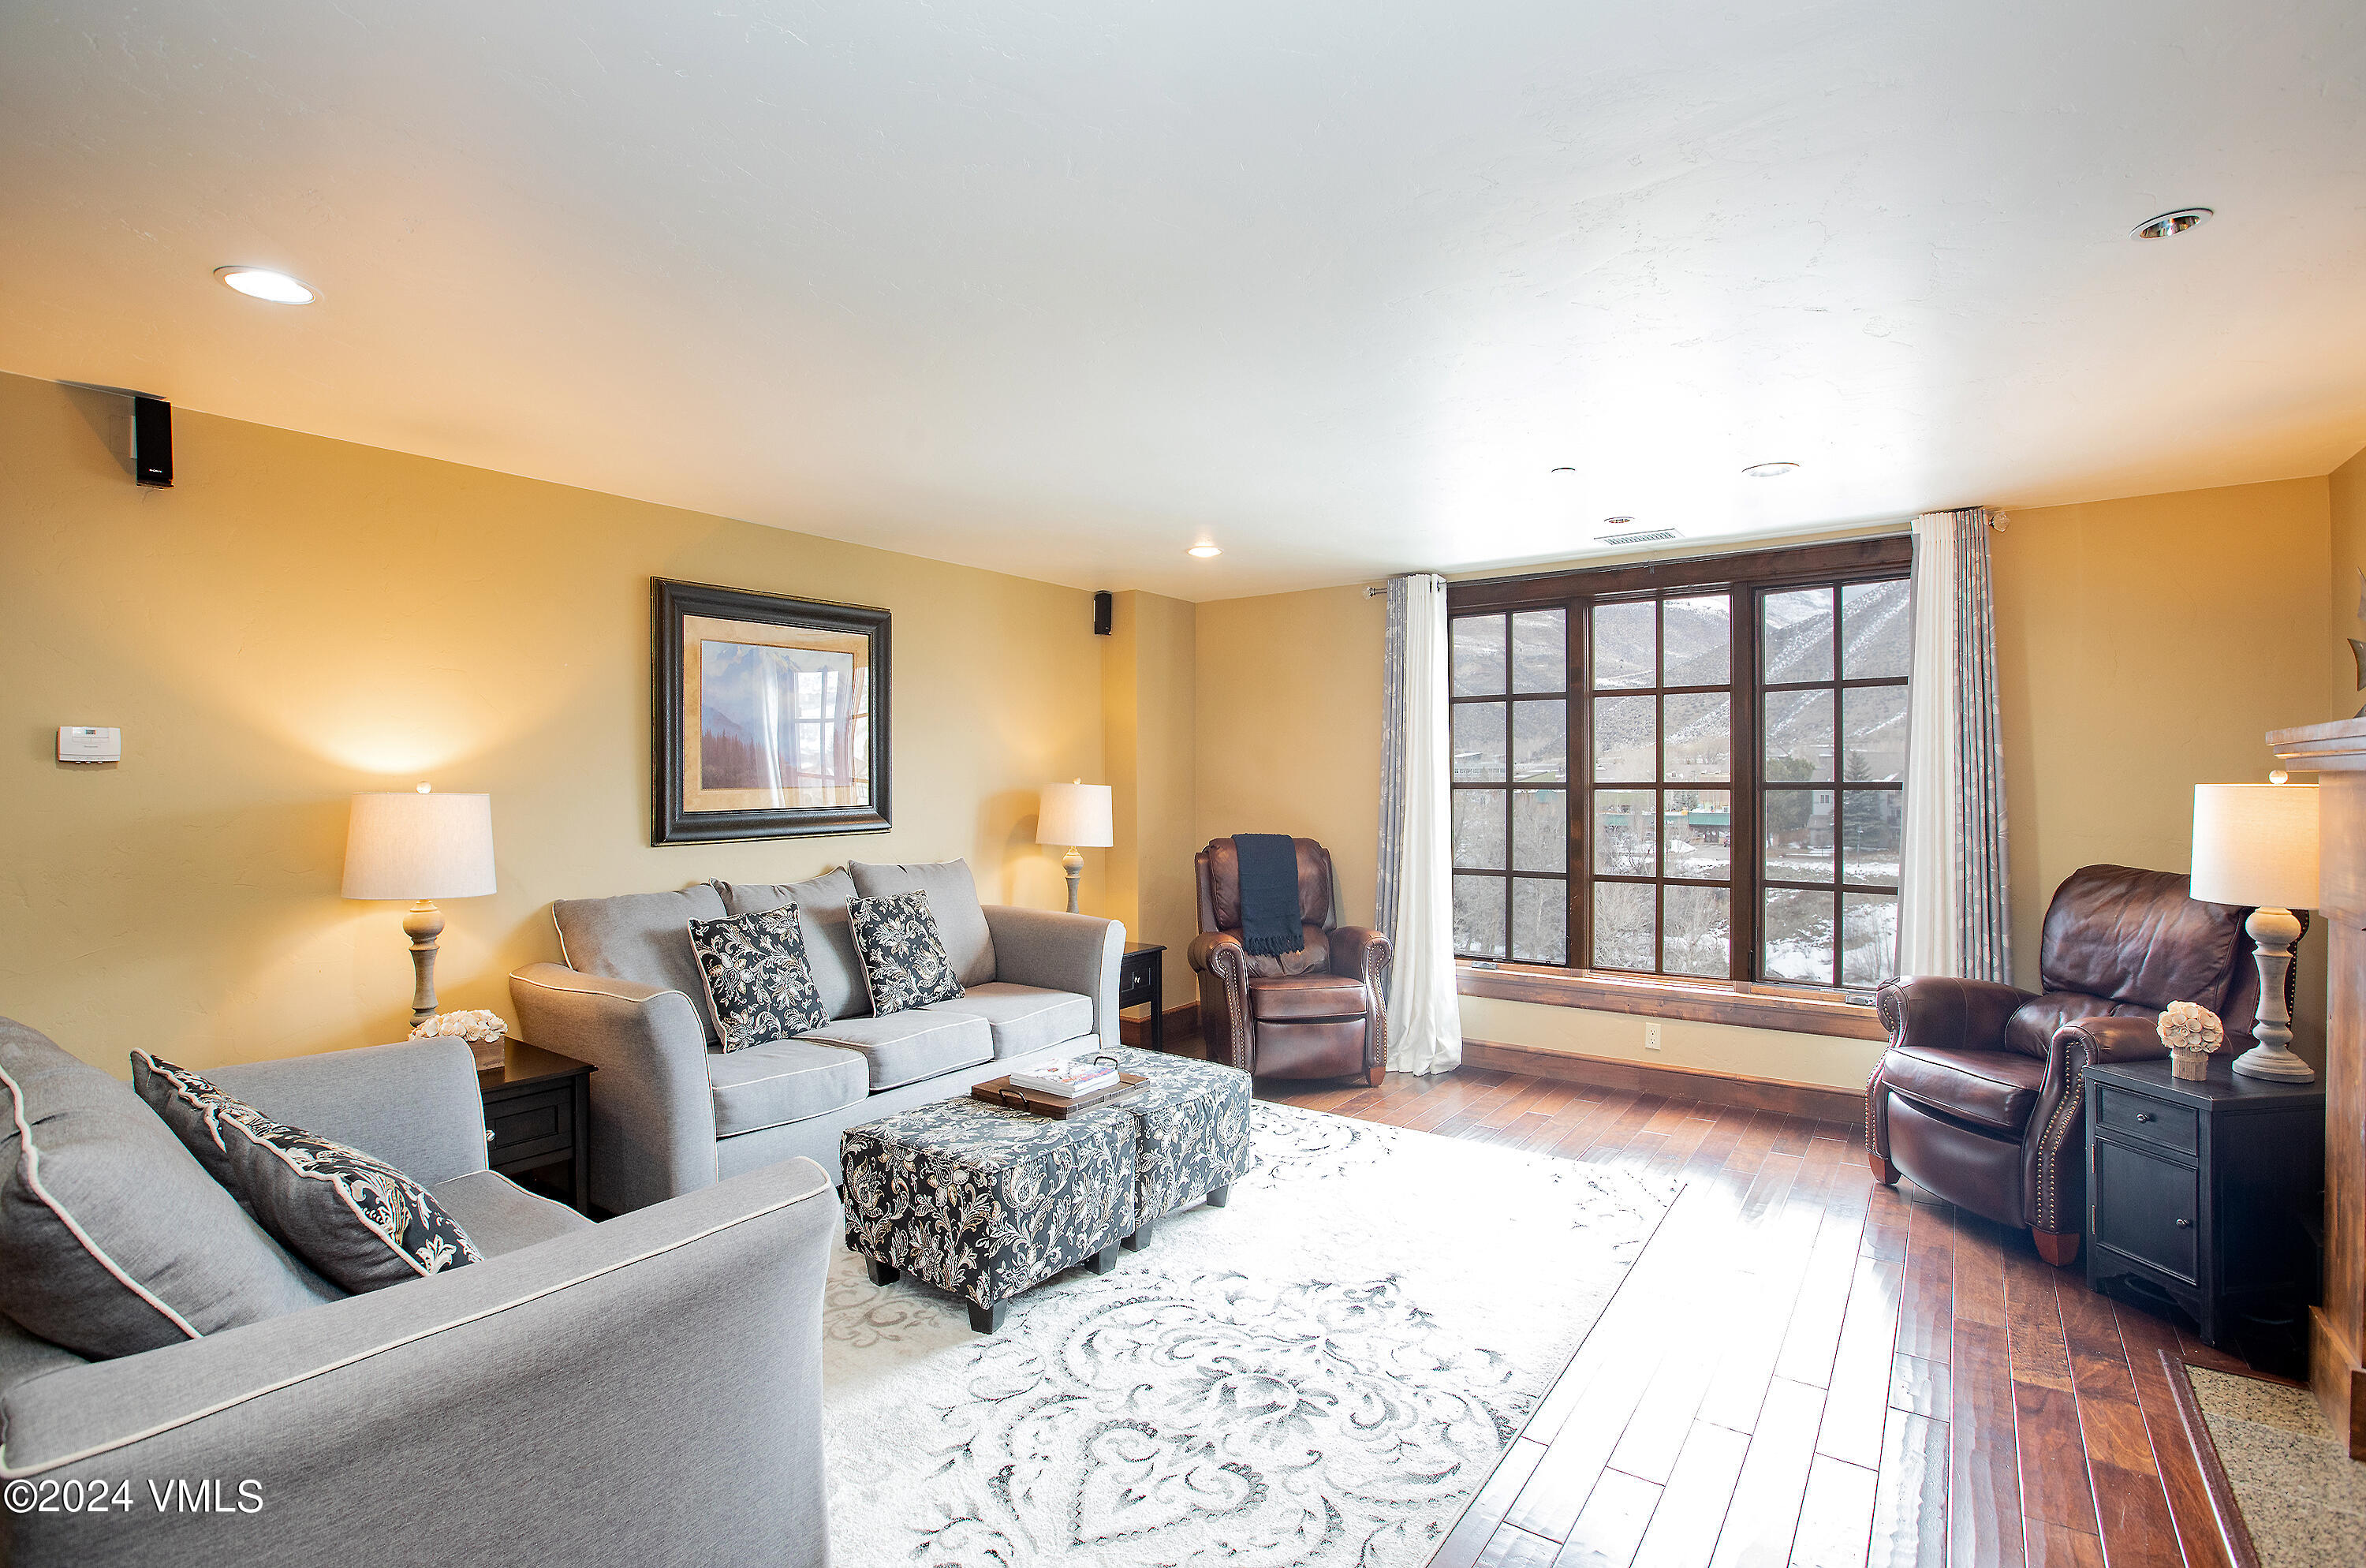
xmin=1446 ymin=537 xmax=1912 ymax=988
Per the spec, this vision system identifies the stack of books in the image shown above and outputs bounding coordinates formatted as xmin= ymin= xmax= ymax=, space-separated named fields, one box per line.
xmin=1006 ymin=1058 xmax=1121 ymax=1103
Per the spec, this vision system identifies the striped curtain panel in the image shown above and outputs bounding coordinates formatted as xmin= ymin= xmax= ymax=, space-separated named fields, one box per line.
xmin=1897 ymin=508 xmax=2013 ymax=983
xmin=1376 ymin=573 xmax=1463 ymax=1073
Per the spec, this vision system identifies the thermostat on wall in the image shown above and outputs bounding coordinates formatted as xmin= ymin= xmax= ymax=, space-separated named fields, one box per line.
xmin=58 ymin=726 xmax=121 ymax=763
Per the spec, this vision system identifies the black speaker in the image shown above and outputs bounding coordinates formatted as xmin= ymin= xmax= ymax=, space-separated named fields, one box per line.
xmin=132 ymin=395 xmax=172 ymax=487
xmin=1092 ymin=590 xmax=1112 ymax=636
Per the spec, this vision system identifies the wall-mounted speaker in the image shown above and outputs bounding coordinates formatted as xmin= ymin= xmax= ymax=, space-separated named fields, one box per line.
xmin=132 ymin=396 xmax=172 ymax=487
xmin=1093 ymin=590 xmax=1113 ymax=636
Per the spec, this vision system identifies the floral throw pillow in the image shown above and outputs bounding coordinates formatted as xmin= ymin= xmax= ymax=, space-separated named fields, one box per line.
xmin=686 ymin=905 xmax=829 ymax=1051
xmin=130 ymin=1051 xmax=483 ymax=1292
xmin=848 ymin=891 xmax=965 ymax=1017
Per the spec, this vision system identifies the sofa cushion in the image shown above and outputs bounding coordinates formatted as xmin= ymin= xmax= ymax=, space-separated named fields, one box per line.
xmin=0 ymin=1021 xmax=338 ymax=1359
xmin=707 ymin=1039 xmax=869 ymax=1137
xmin=716 ymin=871 xmax=865 ymax=1021
xmin=848 ymin=859 xmax=996 ymax=985
xmin=928 ymin=983 xmax=1095 ymax=1059
xmin=797 ymin=1010 xmax=994 ymax=1092
xmin=688 ymin=906 xmax=829 ymax=1052
xmin=136 ymin=1054 xmax=485 ymax=1292
xmin=1881 ymin=1046 xmax=2048 ymax=1133
xmin=849 ymin=892 xmax=966 ymax=1017
xmin=1247 ymin=973 xmax=1370 ymax=1021
xmin=427 ymin=1170 xmax=595 ymax=1257
xmin=552 ymin=884 xmax=729 ymax=1045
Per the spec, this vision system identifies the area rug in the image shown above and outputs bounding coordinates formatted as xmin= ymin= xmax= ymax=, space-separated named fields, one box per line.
xmin=820 ymin=1099 xmax=1673 ymax=1568
xmin=2188 ymin=1364 xmax=2366 ymax=1566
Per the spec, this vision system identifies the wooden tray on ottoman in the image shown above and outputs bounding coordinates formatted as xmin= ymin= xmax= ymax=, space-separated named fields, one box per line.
xmin=972 ymin=1072 xmax=1148 ymax=1118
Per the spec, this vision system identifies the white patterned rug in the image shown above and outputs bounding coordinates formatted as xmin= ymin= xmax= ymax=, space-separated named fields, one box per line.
xmin=821 ymin=1099 xmax=1673 ymax=1568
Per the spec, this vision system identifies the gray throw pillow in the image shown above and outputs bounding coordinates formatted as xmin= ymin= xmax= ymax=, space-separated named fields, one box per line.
xmin=133 ymin=1052 xmax=483 ymax=1293
xmin=687 ymin=905 xmax=829 ymax=1051
xmin=847 ymin=859 xmax=996 ymax=986
xmin=847 ymin=892 xmax=965 ymax=1017
xmin=0 ymin=1021 xmax=338 ymax=1360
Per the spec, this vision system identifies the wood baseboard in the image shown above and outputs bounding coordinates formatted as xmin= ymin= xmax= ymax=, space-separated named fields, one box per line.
xmin=1118 ymin=1002 xmax=1198 ymax=1049
xmin=1459 ymin=1038 xmax=1867 ymax=1124
xmin=2307 ymin=1305 xmax=2366 ymax=1459
xmin=2162 ymin=1348 xmax=2264 ymax=1568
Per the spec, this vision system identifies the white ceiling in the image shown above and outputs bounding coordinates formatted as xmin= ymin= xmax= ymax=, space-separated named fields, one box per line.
xmin=4 ymin=2 xmax=2363 ymax=600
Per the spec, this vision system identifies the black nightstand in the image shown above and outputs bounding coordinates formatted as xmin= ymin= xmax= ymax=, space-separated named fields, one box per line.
xmin=2085 ymin=1056 xmax=2323 ymax=1346
xmin=480 ymin=1040 xmax=595 ymax=1215
xmin=1120 ymin=943 xmax=1166 ymax=1051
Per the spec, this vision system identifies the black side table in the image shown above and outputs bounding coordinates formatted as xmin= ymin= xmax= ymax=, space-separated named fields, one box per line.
xmin=480 ymin=1040 xmax=596 ymax=1215
xmin=1120 ymin=943 xmax=1166 ymax=1051
xmin=2085 ymin=1055 xmax=2323 ymax=1346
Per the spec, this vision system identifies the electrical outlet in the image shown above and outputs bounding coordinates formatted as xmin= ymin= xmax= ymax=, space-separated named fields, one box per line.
xmin=1644 ymin=1021 xmax=1662 ymax=1051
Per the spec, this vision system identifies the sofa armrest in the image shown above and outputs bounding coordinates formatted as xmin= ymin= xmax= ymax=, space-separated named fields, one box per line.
xmin=509 ymin=963 xmax=716 ymax=1214
xmin=207 ymin=1037 xmax=488 ymax=1187
xmin=1187 ymin=933 xmax=1252 ymax=1070
xmin=0 ymin=1161 xmax=838 ymax=1568
xmin=2054 ymin=1014 xmax=2169 ymax=1065
xmin=1874 ymin=974 xmax=2036 ymax=1054
xmin=982 ymin=906 xmax=1123 ymax=1046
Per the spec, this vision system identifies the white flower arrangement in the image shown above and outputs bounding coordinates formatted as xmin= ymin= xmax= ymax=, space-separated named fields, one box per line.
xmin=410 ymin=1009 xmax=509 ymax=1045
xmin=2158 ymin=1001 xmax=2224 ymax=1078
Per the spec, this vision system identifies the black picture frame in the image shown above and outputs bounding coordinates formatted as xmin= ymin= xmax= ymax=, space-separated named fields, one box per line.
xmin=651 ymin=577 xmax=891 ymax=845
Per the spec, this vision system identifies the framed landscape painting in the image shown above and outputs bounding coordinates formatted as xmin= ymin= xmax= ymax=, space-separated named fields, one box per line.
xmin=651 ymin=578 xmax=890 ymax=844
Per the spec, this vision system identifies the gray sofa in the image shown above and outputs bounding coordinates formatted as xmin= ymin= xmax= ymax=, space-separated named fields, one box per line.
xmin=0 ymin=1024 xmax=837 ymax=1568
xmin=509 ymin=861 xmax=1124 ymax=1212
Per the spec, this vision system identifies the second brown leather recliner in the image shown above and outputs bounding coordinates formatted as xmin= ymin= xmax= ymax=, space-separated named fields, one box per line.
xmin=1868 ymin=864 xmax=2260 ymax=1267
xmin=1187 ymin=838 xmax=1391 ymax=1084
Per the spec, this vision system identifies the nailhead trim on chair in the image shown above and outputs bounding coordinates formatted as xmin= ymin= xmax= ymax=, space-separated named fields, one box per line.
xmin=2031 ymin=1047 xmax=2086 ymax=1236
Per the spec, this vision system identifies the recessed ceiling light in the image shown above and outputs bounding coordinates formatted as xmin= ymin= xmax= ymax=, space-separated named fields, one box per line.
xmin=1741 ymin=461 xmax=1800 ymax=479
xmin=1187 ymin=543 xmax=1221 ymax=558
xmin=215 ymin=266 xmax=317 ymax=304
xmin=2131 ymin=208 xmax=2212 ymax=241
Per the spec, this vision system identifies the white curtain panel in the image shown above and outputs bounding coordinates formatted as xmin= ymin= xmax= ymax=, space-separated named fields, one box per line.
xmin=1377 ymin=573 xmax=1464 ymax=1074
xmin=1897 ymin=508 xmax=2013 ymax=983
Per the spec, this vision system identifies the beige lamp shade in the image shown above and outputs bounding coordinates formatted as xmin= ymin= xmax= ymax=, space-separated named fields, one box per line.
xmin=2190 ymin=782 xmax=2319 ymax=910
xmin=341 ymin=789 xmax=498 ymax=901
xmin=1036 ymin=782 xmax=1114 ymax=848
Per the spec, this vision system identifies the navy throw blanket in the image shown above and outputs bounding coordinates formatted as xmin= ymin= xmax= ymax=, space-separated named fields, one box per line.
xmin=1232 ymin=834 xmax=1304 ymax=956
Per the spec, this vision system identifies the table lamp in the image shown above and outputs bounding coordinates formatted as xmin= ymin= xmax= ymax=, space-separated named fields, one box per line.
xmin=1036 ymin=780 xmax=1113 ymax=915
xmin=343 ymin=785 xmax=498 ymax=1027
xmin=2190 ymin=778 xmax=2319 ymax=1082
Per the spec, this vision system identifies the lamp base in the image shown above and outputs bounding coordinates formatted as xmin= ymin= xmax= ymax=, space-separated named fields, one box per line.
xmin=2235 ymin=905 xmax=2316 ymax=1084
xmin=1062 ymin=847 xmax=1084 ymax=917
xmin=2232 ymin=1043 xmax=2317 ymax=1082
xmin=403 ymin=899 xmax=445 ymax=1029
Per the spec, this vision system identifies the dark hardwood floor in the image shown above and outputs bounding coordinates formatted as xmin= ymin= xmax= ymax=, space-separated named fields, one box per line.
xmin=1256 ymin=1063 xmax=2263 ymax=1568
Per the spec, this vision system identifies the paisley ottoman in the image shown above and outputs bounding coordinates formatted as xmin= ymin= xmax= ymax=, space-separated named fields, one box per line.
xmin=1094 ymin=1045 xmax=1255 ymax=1251
xmin=841 ymin=1098 xmax=1136 ymax=1333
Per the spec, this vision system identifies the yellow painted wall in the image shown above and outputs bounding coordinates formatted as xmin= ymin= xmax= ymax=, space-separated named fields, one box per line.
xmin=2333 ymin=442 xmax=2366 ymax=680
xmin=1191 ymin=585 xmax=1390 ymax=926
xmin=1101 ymin=590 xmax=1199 ymax=1007
xmin=1 ymin=371 xmax=1105 ymax=1074
xmin=1992 ymin=478 xmax=2335 ymax=1067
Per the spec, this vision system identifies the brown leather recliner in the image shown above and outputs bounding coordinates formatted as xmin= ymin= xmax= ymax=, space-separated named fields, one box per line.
xmin=1868 ymin=864 xmax=2260 ymax=1267
xmin=1188 ymin=838 xmax=1392 ymax=1084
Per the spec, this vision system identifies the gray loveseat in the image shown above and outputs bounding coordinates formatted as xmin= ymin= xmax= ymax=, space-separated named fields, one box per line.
xmin=509 ymin=859 xmax=1123 ymax=1211
xmin=0 ymin=1021 xmax=837 ymax=1568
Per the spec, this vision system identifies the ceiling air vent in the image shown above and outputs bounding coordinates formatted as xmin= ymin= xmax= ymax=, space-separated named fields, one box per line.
xmin=1595 ymin=524 xmax=1681 ymax=547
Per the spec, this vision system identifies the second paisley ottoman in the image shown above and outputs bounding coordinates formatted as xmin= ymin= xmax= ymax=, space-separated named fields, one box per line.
xmin=1094 ymin=1045 xmax=1255 ymax=1251
xmin=841 ymin=1097 xmax=1136 ymax=1334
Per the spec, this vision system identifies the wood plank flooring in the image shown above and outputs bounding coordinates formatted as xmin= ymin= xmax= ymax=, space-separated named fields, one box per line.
xmin=1256 ymin=1065 xmax=2258 ymax=1568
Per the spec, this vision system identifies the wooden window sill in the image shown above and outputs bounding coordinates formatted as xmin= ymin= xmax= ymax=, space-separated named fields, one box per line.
xmin=1456 ymin=962 xmax=1889 ymax=1042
